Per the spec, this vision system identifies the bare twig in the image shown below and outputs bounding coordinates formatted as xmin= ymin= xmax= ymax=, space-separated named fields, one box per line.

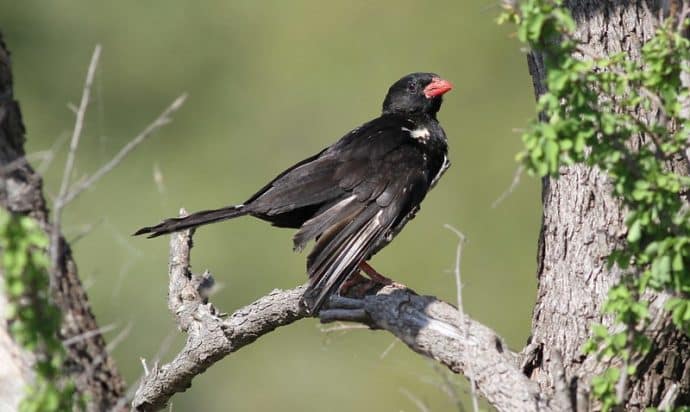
xmin=140 ymin=358 xmax=150 ymax=376
xmin=151 ymin=328 xmax=178 ymax=365
xmin=430 ymin=362 xmax=465 ymax=412
xmin=400 ymin=388 xmax=431 ymax=412
xmin=105 ymin=322 xmax=133 ymax=355
xmin=88 ymin=322 xmax=132 ymax=373
xmin=60 ymin=94 xmax=187 ymax=206
xmin=62 ymin=323 xmax=117 ymax=346
xmin=38 ymin=133 xmax=69 ymax=174
xmin=443 ymin=225 xmax=467 ymax=321
xmin=114 ymin=328 xmax=178 ymax=411
xmin=379 ymin=338 xmax=397 ymax=359
xmin=444 ymin=225 xmax=479 ymax=412
xmin=492 ymin=165 xmax=525 ymax=208
xmin=51 ymin=45 xmax=101 ymax=271
xmin=68 ymin=219 xmax=103 ymax=245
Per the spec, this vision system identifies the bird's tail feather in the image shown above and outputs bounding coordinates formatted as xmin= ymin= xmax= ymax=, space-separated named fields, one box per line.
xmin=134 ymin=205 xmax=248 ymax=238
xmin=304 ymin=207 xmax=388 ymax=313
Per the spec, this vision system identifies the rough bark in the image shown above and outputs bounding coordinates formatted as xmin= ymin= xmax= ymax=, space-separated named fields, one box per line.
xmin=0 ymin=32 xmax=126 ymax=411
xmin=525 ymin=2 xmax=690 ymax=410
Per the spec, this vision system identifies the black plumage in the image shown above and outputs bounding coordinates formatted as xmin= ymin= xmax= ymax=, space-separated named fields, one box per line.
xmin=135 ymin=72 xmax=453 ymax=313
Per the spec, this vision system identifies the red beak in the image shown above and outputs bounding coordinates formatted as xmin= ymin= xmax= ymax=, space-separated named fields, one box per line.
xmin=423 ymin=77 xmax=454 ymax=99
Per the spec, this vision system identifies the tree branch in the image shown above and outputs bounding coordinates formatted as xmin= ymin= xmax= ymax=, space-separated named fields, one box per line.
xmin=60 ymin=94 xmax=187 ymax=207
xmin=52 ymin=45 xmax=101 ymax=272
xmin=132 ymin=212 xmax=555 ymax=412
xmin=443 ymin=224 xmax=479 ymax=412
xmin=321 ymin=293 xmax=549 ymax=412
xmin=131 ymin=213 xmax=308 ymax=411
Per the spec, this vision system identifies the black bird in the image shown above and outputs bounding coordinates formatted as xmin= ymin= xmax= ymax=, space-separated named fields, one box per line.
xmin=135 ymin=72 xmax=453 ymax=313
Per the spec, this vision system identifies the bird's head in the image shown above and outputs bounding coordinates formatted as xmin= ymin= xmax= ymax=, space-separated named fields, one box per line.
xmin=382 ymin=73 xmax=453 ymax=117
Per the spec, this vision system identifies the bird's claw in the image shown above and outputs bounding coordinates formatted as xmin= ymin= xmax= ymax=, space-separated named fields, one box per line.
xmin=339 ymin=272 xmax=385 ymax=299
xmin=327 ymin=295 xmax=365 ymax=309
xmin=319 ymin=295 xmax=368 ymax=324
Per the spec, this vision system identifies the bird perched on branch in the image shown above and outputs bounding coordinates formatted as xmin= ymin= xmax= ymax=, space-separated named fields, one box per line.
xmin=135 ymin=72 xmax=453 ymax=313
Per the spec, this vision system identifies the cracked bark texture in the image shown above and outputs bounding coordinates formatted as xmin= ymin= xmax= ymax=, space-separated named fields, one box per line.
xmin=0 ymin=32 xmax=126 ymax=411
xmin=526 ymin=1 xmax=690 ymax=410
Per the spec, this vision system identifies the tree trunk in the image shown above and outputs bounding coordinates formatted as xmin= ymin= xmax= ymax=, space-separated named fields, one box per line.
xmin=525 ymin=1 xmax=690 ymax=410
xmin=0 ymin=32 xmax=126 ymax=411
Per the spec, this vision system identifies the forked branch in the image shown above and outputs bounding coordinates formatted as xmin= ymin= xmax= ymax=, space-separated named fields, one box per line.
xmin=130 ymin=214 xmax=308 ymax=411
xmin=131 ymin=212 xmax=558 ymax=412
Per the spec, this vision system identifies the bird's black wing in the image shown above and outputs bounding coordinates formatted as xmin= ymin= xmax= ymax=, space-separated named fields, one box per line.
xmin=297 ymin=137 xmax=433 ymax=312
xmin=245 ymin=115 xmax=416 ymax=225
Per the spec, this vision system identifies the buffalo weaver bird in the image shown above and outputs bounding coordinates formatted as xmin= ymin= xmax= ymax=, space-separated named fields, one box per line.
xmin=135 ymin=72 xmax=453 ymax=313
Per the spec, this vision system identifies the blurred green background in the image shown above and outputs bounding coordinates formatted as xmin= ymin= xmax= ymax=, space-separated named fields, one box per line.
xmin=4 ymin=1 xmax=540 ymax=410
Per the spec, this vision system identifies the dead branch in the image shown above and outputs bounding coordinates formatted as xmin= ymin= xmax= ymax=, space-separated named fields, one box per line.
xmin=60 ymin=94 xmax=187 ymax=207
xmin=51 ymin=45 xmax=101 ymax=271
xmin=492 ymin=165 xmax=525 ymax=208
xmin=444 ymin=224 xmax=478 ymax=412
xmin=321 ymin=292 xmax=548 ymax=412
xmin=131 ymin=212 xmax=557 ymax=412
xmin=130 ymin=216 xmax=308 ymax=411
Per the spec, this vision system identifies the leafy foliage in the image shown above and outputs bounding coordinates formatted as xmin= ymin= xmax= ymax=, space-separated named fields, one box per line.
xmin=0 ymin=210 xmax=81 ymax=411
xmin=500 ymin=0 xmax=690 ymax=409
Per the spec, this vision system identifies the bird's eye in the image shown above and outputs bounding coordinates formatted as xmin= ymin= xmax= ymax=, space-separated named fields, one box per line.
xmin=407 ymin=82 xmax=417 ymax=92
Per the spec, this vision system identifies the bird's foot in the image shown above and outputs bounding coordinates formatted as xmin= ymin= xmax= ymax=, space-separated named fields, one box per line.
xmin=339 ymin=272 xmax=382 ymax=299
xmin=359 ymin=261 xmax=405 ymax=288
xmin=337 ymin=262 xmax=406 ymax=302
xmin=340 ymin=272 xmax=367 ymax=293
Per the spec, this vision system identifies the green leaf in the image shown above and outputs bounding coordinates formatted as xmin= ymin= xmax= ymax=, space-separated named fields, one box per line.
xmin=672 ymin=252 xmax=684 ymax=272
xmin=592 ymin=323 xmax=608 ymax=338
xmin=544 ymin=139 xmax=559 ymax=174
xmin=627 ymin=219 xmax=642 ymax=243
xmin=548 ymin=69 xmax=569 ymax=91
xmin=582 ymin=339 xmax=598 ymax=354
xmin=611 ymin=332 xmax=627 ymax=350
xmin=8 ymin=280 xmax=25 ymax=296
xmin=527 ymin=13 xmax=546 ymax=42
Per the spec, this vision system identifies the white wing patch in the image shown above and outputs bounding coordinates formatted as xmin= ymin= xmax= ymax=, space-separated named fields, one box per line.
xmin=401 ymin=127 xmax=431 ymax=143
